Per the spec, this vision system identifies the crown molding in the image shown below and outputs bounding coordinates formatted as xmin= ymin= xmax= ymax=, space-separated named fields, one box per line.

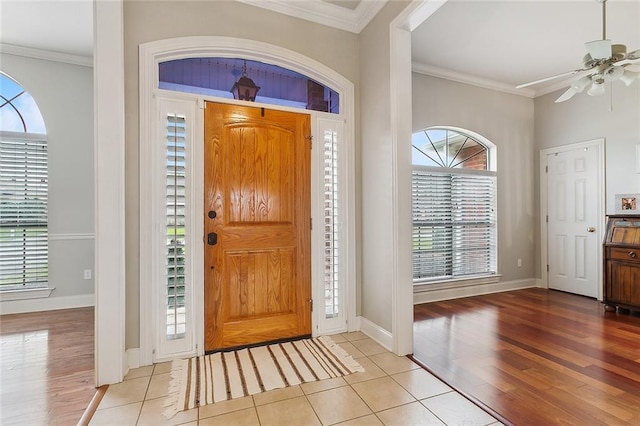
xmin=412 ymin=62 xmax=535 ymax=98
xmin=0 ymin=43 xmax=93 ymax=67
xmin=235 ymin=0 xmax=387 ymax=33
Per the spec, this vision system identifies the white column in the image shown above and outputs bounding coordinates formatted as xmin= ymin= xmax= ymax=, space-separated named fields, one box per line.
xmin=94 ymin=0 xmax=126 ymax=385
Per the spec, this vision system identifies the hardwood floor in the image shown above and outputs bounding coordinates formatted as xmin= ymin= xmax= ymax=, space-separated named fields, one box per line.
xmin=0 ymin=307 xmax=96 ymax=425
xmin=412 ymin=288 xmax=640 ymax=426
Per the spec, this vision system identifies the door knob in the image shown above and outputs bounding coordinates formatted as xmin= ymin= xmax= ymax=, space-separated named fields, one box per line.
xmin=207 ymin=232 xmax=218 ymax=245
xmin=587 ymin=227 xmax=595 ymax=233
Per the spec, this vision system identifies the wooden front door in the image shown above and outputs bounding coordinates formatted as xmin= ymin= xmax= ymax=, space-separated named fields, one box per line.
xmin=204 ymin=102 xmax=311 ymax=351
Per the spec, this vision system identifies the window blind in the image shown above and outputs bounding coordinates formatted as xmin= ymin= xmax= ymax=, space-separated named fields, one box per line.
xmin=0 ymin=136 xmax=48 ymax=288
xmin=165 ymin=114 xmax=186 ymax=339
xmin=412 ymin=170 xmax=496 ymax=281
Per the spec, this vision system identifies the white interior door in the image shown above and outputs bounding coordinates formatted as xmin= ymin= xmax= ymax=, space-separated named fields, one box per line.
xmin=546 ymin=143 xmax=601 ymax=297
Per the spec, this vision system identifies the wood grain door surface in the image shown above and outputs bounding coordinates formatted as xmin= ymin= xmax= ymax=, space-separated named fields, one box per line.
xmin=204 ymin=102 xmax=311 ymax=351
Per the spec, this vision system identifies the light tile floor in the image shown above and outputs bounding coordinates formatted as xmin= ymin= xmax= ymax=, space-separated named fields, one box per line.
xmin=90 ymin=332 xmax=501 ymax=425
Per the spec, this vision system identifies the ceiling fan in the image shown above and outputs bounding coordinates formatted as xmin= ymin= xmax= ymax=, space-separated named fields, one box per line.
xmin=516 ymin=0 xmax=640 ymax=103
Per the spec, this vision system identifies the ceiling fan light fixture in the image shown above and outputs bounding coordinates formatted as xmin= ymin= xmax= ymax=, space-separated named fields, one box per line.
xmin=603 ymin=65 xmax=624 ymax=81
xmin=587 ymin=80 xmax=605 ymax=96
xmin=585 ymin=39 xmax=612 ymax=60
xmin=620 ymin=69 xmax=640 ymax=86
xmin=571 ymin=75 xmax=593 ymax=93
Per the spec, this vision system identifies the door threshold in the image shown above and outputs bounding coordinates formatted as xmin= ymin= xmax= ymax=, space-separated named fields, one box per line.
xmin=205 ymin=334 xmax=312 ymax=355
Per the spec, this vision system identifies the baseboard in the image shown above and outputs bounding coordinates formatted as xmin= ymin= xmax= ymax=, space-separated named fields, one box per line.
xmin=127 ymin=348 xmax=140 ymax=371
xmin=413 ymin=278 xmax=537 ymax=305
xmin=358 ymin=316 xmax=393 ymax=351
xmin=0 ymin=293 xmax=94 ymax=314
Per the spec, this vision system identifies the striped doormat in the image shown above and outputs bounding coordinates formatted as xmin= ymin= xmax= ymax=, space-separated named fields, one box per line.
xmin=164 ymin=335 xmax=363 ymax=418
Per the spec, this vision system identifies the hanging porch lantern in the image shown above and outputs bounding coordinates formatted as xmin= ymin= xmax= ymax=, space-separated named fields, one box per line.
xmin=230 ymin=60 xmax=260 ymax=101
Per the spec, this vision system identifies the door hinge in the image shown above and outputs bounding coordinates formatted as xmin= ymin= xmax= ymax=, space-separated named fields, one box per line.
xmin=310 ymin=218 xmax=313 ymax=230
xmin=309 ymin=299 xmax=313 ymax=312
xmin=306 ymin=135 xmax=313 ymax=149
xmin=545 ymin=165 xmax=548 ymax=173
xmin=547 ymin=264 xmax=549 ymax=272
xmin=546 ymin=215 xmax=549 ymax=223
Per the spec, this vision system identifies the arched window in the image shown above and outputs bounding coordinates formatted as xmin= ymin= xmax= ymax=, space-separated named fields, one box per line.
xmin=159 ymin=58 xmax=339 ymax=113
xmin=0 ymin=72 xmax=48 ymax=290
xmin=411 ymin=127 xmax=497 ymax=282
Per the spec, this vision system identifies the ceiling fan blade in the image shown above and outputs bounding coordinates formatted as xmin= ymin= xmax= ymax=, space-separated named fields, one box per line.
xmin=516 ymin=69 xmax=584 ymax=89
xmin=627 ymin=48 xmax=640 ymax=61
xmin=555 ymin=87 xmax=578 ymax=103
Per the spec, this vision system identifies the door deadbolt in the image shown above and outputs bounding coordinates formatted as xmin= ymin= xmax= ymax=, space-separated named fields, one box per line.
xmin=208 ymin=210 xmax=217 ymax=219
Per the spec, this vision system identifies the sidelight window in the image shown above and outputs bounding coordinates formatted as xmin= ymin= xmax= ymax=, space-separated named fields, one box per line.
xmin=166 ymin=113 xmax=187 ymax=339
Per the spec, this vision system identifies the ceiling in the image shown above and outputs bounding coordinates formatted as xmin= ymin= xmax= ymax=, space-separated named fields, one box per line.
xmin=1 ymin=0 xmax=639 ymax=98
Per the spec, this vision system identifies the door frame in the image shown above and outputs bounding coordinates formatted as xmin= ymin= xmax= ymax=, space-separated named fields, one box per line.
xmin=539 ymin=139 xmax=605 ymax=300
xmin=138 ymin=37 xmax=357 ymax=366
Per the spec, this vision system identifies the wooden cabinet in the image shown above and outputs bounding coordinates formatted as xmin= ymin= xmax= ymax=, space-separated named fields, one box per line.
xmin=603 ymin=215 xmax=640 ymax=312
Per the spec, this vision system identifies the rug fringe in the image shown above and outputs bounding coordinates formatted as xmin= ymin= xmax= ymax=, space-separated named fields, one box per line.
xmin=163 ymin=358 xmax=185 ymax=419
xmin=318 ymin=335 xmax=365 ymax=373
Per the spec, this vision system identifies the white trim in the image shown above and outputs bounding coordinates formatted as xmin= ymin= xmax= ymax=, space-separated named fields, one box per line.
xmin=234 ymin=0 xmax=387 ymax=34
xmin=0 ymin=287 xmax=55 ymax=302
xmin=539 ymin=139 xmax=605 ymax=301
xmin=139 ymin=36 xmax=356 ymax=366
xmin=0 ymin=130 xmax=47 ymax=141
xmin=126 ymin=348 xmax=140 ymax=371
xmin=414 ymin=274 xmax=502 ymax=292
xmin=49 ymin=233 xmax=95 ymax=241
xmin=413 ymin=278 xmax=537 ymax=305
xmin=387 ymin=0 xmax=451 ymax=357
xmin=358 ymin=316 xmax=393 ymax=352
xmin=94 ymin=0 xmax=126 ymax=386
xmin=0 ymin=43 xmax=93 ymax=67
xmin=413 ymin=62 xmax=535 ymax=98
xmin=0 ymin=293 xmax=94 ymax=315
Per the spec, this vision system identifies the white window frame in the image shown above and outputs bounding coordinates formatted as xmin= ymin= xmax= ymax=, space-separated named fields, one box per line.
xmin=150 ymin=98 xmax=199 ymax=361
xmin=139 ymin=37 xmax=356 ymax=366
xmin=411 ymin=127 xmax=499 ymax=291
xmin=0 ymin=131 xmax=53 ymax=301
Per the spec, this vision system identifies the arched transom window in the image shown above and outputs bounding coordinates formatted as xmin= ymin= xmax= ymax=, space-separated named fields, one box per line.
xmin=411 ymin=128 xmax=497 ymax=283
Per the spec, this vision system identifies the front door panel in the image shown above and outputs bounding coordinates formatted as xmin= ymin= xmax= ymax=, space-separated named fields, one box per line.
xmin=204 ymin=102 xmax=311 ymax=351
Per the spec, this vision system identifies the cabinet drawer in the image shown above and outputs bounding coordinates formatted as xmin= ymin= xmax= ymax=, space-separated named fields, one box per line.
xmin=609 ymin=247 xmax=640 ymax=262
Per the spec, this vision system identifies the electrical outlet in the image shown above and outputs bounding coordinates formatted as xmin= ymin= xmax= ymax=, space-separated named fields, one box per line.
xmin=83 ymin=269 xmax=92 ymax=280
xmin=517 ymin=258 xmax=522 ymax=267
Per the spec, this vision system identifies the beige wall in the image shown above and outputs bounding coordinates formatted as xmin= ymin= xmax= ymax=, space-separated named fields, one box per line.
xmin=123 ymin=0 xmax=360 ymax=348
xmin=359 ymin=0 xmax=410 ymax=332
xmin=412 ymin=73 xmax=536 ymax=282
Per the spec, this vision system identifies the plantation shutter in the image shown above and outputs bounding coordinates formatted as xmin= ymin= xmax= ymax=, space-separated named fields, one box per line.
xmin=412 ymin=170 xmax=496 ymax=281
xmin=323 ymin=128 xmax=339 ymax=319
xmin=0 ymin=135 xmax=48 ymax=288
xmin=166 ymin=114 xmax=187 ymax=339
